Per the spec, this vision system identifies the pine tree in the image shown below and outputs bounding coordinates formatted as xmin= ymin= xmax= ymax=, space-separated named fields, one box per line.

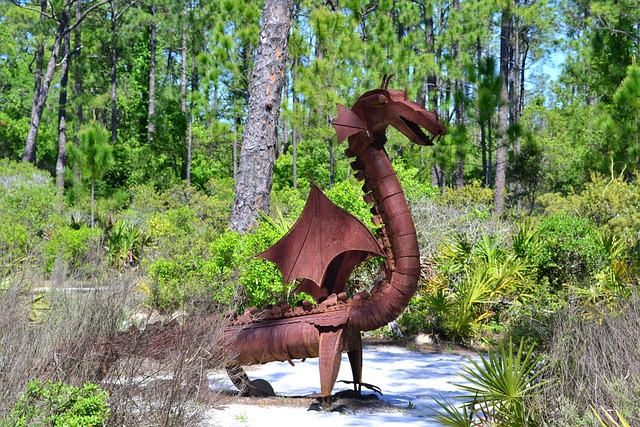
xmin=230 ymin=0 xmax=294 ymax=232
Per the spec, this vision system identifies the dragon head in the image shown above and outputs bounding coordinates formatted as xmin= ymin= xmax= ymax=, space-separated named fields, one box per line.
xmin=332 ymin=75 xmax=446 ymax=148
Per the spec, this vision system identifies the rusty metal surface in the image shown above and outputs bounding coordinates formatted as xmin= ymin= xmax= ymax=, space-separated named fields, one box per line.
xmin=257 ymin=183 xmax=384 ymax=301
xmin=224 ymin=76 xmax=446 ymax=399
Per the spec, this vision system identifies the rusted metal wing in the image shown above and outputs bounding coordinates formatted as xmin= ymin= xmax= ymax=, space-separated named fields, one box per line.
xmin=257 ymin=183 xmax=384 ymax=300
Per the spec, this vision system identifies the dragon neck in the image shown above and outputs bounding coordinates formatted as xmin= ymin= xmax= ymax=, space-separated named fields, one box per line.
xmin=346 ymin=134 xmax=420 ymax=332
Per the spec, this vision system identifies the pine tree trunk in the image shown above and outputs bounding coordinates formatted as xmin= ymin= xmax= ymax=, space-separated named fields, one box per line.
xmin=73 ymin=0 xmax=84 ymax=140
xmin=494 ymin=8 xmax=511 ymax=216
xmin=23 ymin=0 xmax=47 ymax=163
xmin=109 ymin=1 xmax=118 ymax=142
xmin=290 ymin=58 xmax=299 ymax=189
xmin=56 ymin=12 xmax=71 ymax=189
xmin=147 ymin=4 xmax=157 ymax=144
xmin=180 ymin=1 xmax=189 ymax=182
xmin=24 ymin=3 xmax=63 ymax=163
xmin=230 ymin=0 xmax=293 ymax=232
xmin=453 ymin=0 xmax=464 ymax=190
xmin=91 ymin=177 xmax=95 ymax=227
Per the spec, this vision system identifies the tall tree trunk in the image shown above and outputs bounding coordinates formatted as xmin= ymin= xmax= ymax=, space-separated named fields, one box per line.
xmin=510 ymin=12 xmax=522 ymax=209
xmin=23 ymin=27 xmax=64 ymax=163
xmin=452 ymin=0 xmax=464 ymax=190
xmin=233 ymin=113 xmax=239 ymax=181
xmin=481 ymin=120 xmax=488 ymax=186
xmin=477 ymin=38 xmax=489 ymax=187
xmin=494 ymin=7 xmax=511 ymax=216
xmin=91 ymin=178 xmax=95 ymax=227
xmin=423 ymin=9 xmax=438 ymax=111
xmin=23 ymin=0 xmax=47 ymax=163
xmin=147 ymin=3 xmax=157 ymax=144
xmin=230 ymin=0 xmax=294 ymax=232
xmin=290 ymin=53 xmax=299 ymax=189
xmin=73 ymin=0 xmax=84 ymax=141
xmin=186 ymin=58 xmax=196 ymax=186
xmin=180 ymin=0 xmax=189 ymax=182
xmin=56 ymin=11 xmax=71 ymax=189
xmin=109 ymin=1 xmax=118 ymax=142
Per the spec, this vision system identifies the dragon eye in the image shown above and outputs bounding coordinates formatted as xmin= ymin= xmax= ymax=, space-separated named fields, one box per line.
xmin=377 ymin=94 xmax=388 ymax=104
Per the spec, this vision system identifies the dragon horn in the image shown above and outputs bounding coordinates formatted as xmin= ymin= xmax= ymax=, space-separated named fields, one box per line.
xmin=380 ymin=74 xmax=388 ymax=89
xmin=380 ymin=74 xmax=394 ymax=89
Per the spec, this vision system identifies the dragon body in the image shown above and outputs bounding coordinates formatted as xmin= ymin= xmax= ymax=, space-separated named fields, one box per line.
xmin=224 ymin=78 xmax=445 ymax=399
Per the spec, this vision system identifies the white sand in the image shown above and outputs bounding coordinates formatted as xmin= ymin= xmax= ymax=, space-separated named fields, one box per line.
xmin=206 ymin=345 xmax=476 ymax=427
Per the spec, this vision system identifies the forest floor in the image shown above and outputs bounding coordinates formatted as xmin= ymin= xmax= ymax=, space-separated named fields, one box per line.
xmin=206 ymin=338 xmax=478 ymax=427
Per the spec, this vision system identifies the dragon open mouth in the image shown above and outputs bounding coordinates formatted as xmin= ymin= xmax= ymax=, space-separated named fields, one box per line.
xmin=400 ymin=116 xmax=433 ymax=145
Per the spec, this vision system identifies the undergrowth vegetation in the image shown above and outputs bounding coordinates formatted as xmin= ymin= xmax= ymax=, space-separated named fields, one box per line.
xmin=1 ymin=159 xmax=639 ymax=425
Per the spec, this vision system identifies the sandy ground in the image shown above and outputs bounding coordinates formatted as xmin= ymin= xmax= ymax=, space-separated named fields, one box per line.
xmin=205 ymin=342 xmax=477 ymax=427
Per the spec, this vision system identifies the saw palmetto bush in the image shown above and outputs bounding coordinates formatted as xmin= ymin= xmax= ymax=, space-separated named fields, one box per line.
xmin=433 ymin=338 xmax=548 ymax=427
xmin=403 ymin=232 xmax=531 ymax=343
xmin=105 ymin=219 xmax=151 ymax=268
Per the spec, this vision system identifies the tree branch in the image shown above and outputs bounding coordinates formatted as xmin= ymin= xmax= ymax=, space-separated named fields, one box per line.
xmin=66 ymin=0 xmax=113 ymax=35
xmin=10 ymin=0 xmax=53 ymax=20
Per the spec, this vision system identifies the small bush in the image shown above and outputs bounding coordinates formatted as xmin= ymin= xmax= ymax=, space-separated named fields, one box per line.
xmin=7 ymin=380 xmax=110 ymax=427
xmin=43 ymin=226 xmax=102 ymax=275
xmin=533 ymin=213 xmax=606 ymax=289
xmin=0 ymin=159 xmax=62 ymax=273
xmin=438 ymin=179 xmax=494 ymax=213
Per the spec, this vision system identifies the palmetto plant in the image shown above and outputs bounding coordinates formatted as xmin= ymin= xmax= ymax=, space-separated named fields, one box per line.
xmin=427 ymin=234 xmax=530 ymax=342
xmin=434 ymin=339 xmax=548 ymax=427
xmin=105 ymin=220 xmax=151 ymax=269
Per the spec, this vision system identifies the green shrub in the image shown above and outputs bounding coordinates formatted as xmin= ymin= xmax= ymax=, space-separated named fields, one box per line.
xmin=438 ymin=179 xmax=494 ymax=212
xmin=406 ymin=232 xmax=532 ymax=343
xmin=393 ymin=160 xmax=440 ymax=202
xmin=0 ymin=221 xmax=29 ymax=274
xmin=7 ymin=380 xmax=110 ymax=427
xmin=540 ymin=173 xmax=640 ymax=241
xmin=533 ymin=213 xmax=606 ymax=289
xmin=43 ymin=226 xmax=102 ymax=275
xmin=0 ymin=159 xmax=60 ymax=234
xmin=0 ymin=159 xmax=62 ymax=273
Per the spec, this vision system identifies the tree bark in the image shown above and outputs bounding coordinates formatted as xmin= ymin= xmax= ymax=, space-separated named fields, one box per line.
xmin=291 ymin=63 xmax=298 ymax=189
xmin=56 ymin=10 xmax=71 ymax=189
xmin=453 ymin=0 xmax=464 ymax=190
xmin=230 ymin=0 xmax=294 ymax=233
xmin=73 ymin=0 xmax=84 ymax=141
xmin=109 ymin=1 xmax=118 ymax=142
xmin=494 ymin=7 xmax=511 ymax=216
xmin=23 ymin=0 xmax=47 ymax=163
xmin=180 ymin=0 xmax=189 ymax=182
xmin=24 ymin=28 xmax=63 ymax=163
xmin=147 ymin=3 xmax=157 ymax=145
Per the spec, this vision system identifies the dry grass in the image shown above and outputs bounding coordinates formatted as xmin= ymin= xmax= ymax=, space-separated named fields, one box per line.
xmin=0 ymin=269 xmax=234 ymax=426
xmin=536 ymin=296 xmax=640 ymax=426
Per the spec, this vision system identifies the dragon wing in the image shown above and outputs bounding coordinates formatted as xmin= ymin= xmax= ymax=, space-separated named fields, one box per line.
xmin=257 ymin=183 xmax=385 ymax=291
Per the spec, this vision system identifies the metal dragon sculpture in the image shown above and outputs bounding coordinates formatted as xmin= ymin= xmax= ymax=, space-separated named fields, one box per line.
xmin=224 ymin=75 xmax=446 ymax=400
